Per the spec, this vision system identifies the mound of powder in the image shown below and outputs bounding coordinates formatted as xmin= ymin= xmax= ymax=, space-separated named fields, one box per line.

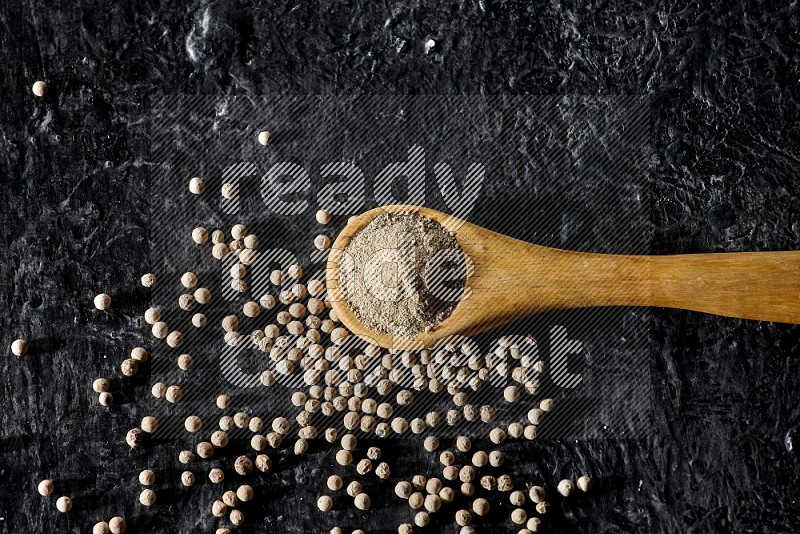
xmin=340 ymin=212 xmax=466 ymax=337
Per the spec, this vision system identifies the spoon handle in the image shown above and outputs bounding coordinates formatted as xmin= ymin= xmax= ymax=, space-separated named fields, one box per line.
xmin=646 ymin=251 xmax=800 ymax=323
xmin=531 ymin=249 xmax=800 ymax=324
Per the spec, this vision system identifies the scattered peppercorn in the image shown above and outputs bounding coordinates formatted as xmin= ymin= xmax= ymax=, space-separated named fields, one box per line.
xmin=56 ymin=496 xmax=72 ymax=513
xmin=11 ymin=339 xmax=28 ymax=357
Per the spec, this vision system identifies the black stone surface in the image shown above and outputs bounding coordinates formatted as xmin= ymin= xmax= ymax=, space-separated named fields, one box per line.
xmin=1 ymin=1 xmax=799 ymax=533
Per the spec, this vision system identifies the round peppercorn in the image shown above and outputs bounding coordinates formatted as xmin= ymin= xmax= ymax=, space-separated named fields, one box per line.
xmin=139 ymin=489 xmax=156 ymax=506
xmin=94 ymin=293 xmax=111 ymax=310
xmin=109 ymin=517 xmax=126 ymax=534
xmin=37 ymin=479 xmax=54 ymax=496
xmin=56 ymin=496 xmax=72 ymax=512
xmin=181 ymin=471 xmax=195 ymax=487
xmin=11 ymin=339 xmax=28 ymax=357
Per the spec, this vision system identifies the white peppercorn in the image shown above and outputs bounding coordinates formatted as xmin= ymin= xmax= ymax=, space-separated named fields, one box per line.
xmin=165 ymin=385 xmax=182 ymax=403
xmin=37 ymin=479 xmax=54 ymax=496
xmin=354 ymin=493 xmax=371 ymax=510
xmin=93 ymin=521 xmax=110 ymax=534
xmin=528 ymin=486 xmax=546 ymax=503
xmin=11 ymin=339 xmax=28 ymax=357
xmin=471 ymin=451 xmax=488 ymax=467
xmin=151 ymin=382 xmax=167 ymax=398
xmin=141 ymin=415 xmax=158 ymax=434
xmin=196 ymin=442 xmax=214 ymax=459
xmin=92 ymin=378 xmax=110 ymax=393
xmin=414 ymin=511 xmax=430 ymax=527
xmin=423 ymin=436 xmax=439 ymax=452
xmin=139 ymin=489 xmax=156 ymax=506
xmin=210 ymin=430 xmax=229 ymax=448
xmin=175 ymin=353 xmax=193 ymax=371
xmin=181 ymin=471 xmax=195 ymax=487
xmin=399 ymin=524 xmax=413 ymax=534
xmin=255 ymin=454 xmax=272 ymax=472
xmin=510 ymin=490 xmax=526 ymax=505
xmin=192 ymin=227 xmax=208 ymax=244
xmin=317 ymin=495 xmax=333 ymax=511
xmin=577 ymin=475 xmax=593 ymax=492
xmin=120 ymin=359 xmax=138 ymax=377
xmin=32 ymin=80 xmax=48 ymax=97
xmin=181 ymin=272 xmax=198 ymax=288
xmin=489 ymin=427 xmax=506 ymax=444
xmin=440 ymin=451 xmax=455 ymax=466
xmin=56 ymin=496 xmax=72 ymax=512
xmin=228 ymin=510 xmax=244 ymax=525
xmin=166 ymin=331 xmax=184 ymax=348
xmin=179 ymin=450 xmax=195 ymax=464
xmin=314 ymin=235 xmax=331 ymax=250
xmin=221 ymin=183 xmax=237 ymax=199
xmin=316 ymin=209 xmax=331 ymax=225
xmin=443 ymin=466 xmax=459 ymax=481
xmin=557 ymin=478 xmax=575 ymax=497
xmin=189 ymin=177 xmax=205 ymax=194
xmin=327 ymin=475 xmax=343 ymax=491
xmin=498 ymin=474 xmax=514 ymax=491
xmin=489 ymin=450 xmax=505 ymax=467
xmin=408 ymin=492 xmax=424 ymax=509
xmin=540 ymin=398 xmax=555 ymax=412
xmin=126 ymin=428 xmax=144 ymax=448
xmin=94 ymin=293 xmax=111 ymax=310
xmin=527 ymin=517 xmax=543 ymax=532
xmin=535 ymin=501 xmax=551 ymax=514
xmin=412 ymin=475 xmax=427 ymax=490
xmin=472 ymin=498 xmax=489 ymax=516
xmin=212 ymin=500 xmax=227 ymax=517
xmin=212 ymin=243 xmax=229 ymax=259
xmin=237 ymin=485 xmax=254 ymax=502
xmin=375 ymin=462 xmax=390 ymax=479
xmin=440 ymin=487 xmax=455 ymax=503
xmin=511 ymin=508 xmax=528 ymax=524
xmin=183 ymin=415 xmax=202 ymax=433
xmin=459 ymin=466 xmax=476 ymax=483
xmin=335 ymin=450 xmax=352 ymax=466
xmin=330 ymin=328 xmax=350 ymax=346
xmin=109 ymin=517 xmax=126 ymax=534
xmin=395 ymin=481 xmax=412 ymax=499
xmin=425 ymin=478 xmax=442 ymax=495
xmin=234 ymin=412 xmax=251 ymax=429
xmin=456 ymin=436 xmax=472 ymax=452
xmin=346 ymin=481 xmax=362 ymax=497
xmin=142 ymin=307 xmax=161 ymax=326
xmin=208 ymin=468 xmax=224 ymax=484
xmin=138 ymin=469 xmax=155 ymax=486
xmin=480 ymin=475 xmax=497 ymax=491
xmin=235 ymin=455 xmax=253 ymax=475
xmin=151 ymin=321 xmax=168 ymax=340
xmin=254 ymin=129 xmax=274 ymax=146
xmin=194 ymin=287 xmax=211 ymax=304
xmin=308 ymin=279 xmax=325 ymax=296
xmin=456 ymin=509 xmax=472 ymax=526
xmin=355 ymin=459 xmax=372 ymax=475
xmin=244 ymin=234 xmax=259 ymax=249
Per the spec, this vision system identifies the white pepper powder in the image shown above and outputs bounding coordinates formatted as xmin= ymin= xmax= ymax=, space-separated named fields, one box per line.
xmin=339 ymin=212 xmax=465 ymax=337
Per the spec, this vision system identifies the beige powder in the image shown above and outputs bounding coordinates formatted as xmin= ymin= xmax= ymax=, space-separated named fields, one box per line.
xmin=340 ymin=212 xmax=465 ymax=337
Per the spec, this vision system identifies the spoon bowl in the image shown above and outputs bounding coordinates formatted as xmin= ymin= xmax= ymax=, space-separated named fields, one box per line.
xmin=327 ymin=204 xmax=800 ymax=348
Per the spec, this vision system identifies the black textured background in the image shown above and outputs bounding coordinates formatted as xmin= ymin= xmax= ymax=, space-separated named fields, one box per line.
xmin=1 ymin=1 xmax=799 ymax=533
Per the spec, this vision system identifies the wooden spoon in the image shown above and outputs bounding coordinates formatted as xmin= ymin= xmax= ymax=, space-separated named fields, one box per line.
xmin=326 ymin=204 xmax=800 ymax=348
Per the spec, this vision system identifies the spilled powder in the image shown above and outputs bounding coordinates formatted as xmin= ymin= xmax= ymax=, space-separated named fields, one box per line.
xmin=341 ymin=212 xmax=465 ymax=337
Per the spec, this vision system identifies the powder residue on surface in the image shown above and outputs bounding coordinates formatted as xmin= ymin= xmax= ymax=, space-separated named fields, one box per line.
xmin=340 ymin=212 xmax=466 ymax=337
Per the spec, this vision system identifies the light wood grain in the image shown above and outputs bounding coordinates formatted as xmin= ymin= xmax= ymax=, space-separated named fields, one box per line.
xmin=327 ymin=205 xmax=800 ymax=348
